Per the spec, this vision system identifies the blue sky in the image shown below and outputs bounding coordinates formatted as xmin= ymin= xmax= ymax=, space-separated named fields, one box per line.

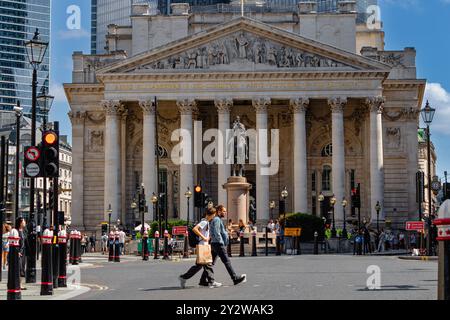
xmin=49 ymin=0 xmax=450 ymax=179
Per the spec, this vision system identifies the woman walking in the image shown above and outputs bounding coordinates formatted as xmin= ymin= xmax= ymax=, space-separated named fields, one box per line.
xmin=2 ymin=223 xmax=11 ymax=270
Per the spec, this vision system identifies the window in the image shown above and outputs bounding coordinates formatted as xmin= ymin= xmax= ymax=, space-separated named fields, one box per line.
xmin=321 ymin=143 xmax=333 ymax=157
xmin=322 ymin=165 xmax=332 ymax=191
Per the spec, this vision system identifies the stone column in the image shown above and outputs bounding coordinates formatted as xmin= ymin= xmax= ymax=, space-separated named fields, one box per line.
xmin=328 ymin=97 xmax=347 ymax=227
xmin=120 ymin=108 xmax=128 ymax=226
xmin=290 ymin=98 xmax=309 ymax=214
xmin=215 ymin=98 xmax=233 ymax=207
xmin=139 ymin=100 xmax=157 ymax=221
xmin=177 ymin=99 xmax=197 ymax=221
xmin=253 ymin=98 xmax=271 ymax=222
xmin=102 ymin=100 xmax=124 ymax=222
xmin=68 ymin=110 xmax=86 ymax=229
xmin=366 ymin=97 xmax=385 ymax=224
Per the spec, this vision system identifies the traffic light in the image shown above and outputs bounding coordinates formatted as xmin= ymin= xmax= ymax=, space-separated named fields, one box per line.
xmin=194 ymin=185 xmax=203 ymax=208
xmin=42 ymin=130 xmax=59 ymax=178
xmin=48 ymin=188 xmax=54 ymax=211
xmin=352 ymin=184 xmax=361 ymax=209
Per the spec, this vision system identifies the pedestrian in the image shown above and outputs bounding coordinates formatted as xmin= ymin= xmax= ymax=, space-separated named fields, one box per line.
xmin=399 ymin=231 xmax=405 ymax=249
xmin=179 ymin=208 xmax=221 ymax=289
xmin=81 ymin=234 xmax=87 ymax=254
xmin=2 ymin=223 xmax=11 ymax=270
xmin=118 ymin=228 xmax=126 ymax=255
xmin=410 ymin=232 xmax=417 ymax=250
xmin=363 ymin=227 xmax=371 ymax=254
xmin=90 ymin=234 xmax=96 ymax=252
xmin=377 ymin=228 xmax=385 ymax=252
xmin=199 ymin=205 xmax=246 ymax=286
xmin=238 ymin=219 xmax=246 ymax=233
xmin=16 ymin=217 xmax=27 ymax=289
xmin=101 ymin=232 xmax=108 ymax=255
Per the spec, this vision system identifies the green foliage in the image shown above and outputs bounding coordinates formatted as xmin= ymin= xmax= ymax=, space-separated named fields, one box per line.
xmin=148 ymin=219 xmax=188 ymax=238
xmin=281 ymin=213 xmax=325 ymax=242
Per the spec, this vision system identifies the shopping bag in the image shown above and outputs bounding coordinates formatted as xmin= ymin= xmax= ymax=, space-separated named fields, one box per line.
xmin=196 ymin=244 xmax=213 ymax=265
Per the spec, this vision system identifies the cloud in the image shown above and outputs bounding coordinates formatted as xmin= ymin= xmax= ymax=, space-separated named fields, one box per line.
xmin=57 ymin=28 xmax=90 ymax=40
xmin=49 ymin=83 xmax=68 ymax=104
xmin=423 ymin=83 xmax=450 ymax=135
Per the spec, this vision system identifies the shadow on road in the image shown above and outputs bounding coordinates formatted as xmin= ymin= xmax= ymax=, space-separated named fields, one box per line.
xmin=140 ymin=286 xmax=185 ymax=292
xmin=357 ymin=285 xmax=429 ymax=292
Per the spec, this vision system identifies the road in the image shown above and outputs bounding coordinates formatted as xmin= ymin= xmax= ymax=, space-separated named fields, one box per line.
xmin=72 ymin=254 xmax=437 ymax=300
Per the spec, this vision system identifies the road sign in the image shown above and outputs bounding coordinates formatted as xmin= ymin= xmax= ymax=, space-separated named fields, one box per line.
xmin=172 ymin=226 xmax=188 ymax=236
xmin=406 ymin=221 xmax=425 ymax=231
xmin=285 ymin=228 xmax=302 ymax=237
xmin=25 ymin=146 xmax=40 ymax=161
xmin=25 ymin=163 xmax=40 ymax=177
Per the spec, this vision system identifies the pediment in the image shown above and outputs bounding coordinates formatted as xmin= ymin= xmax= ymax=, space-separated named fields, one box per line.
xmin=98 ymin=17 xmax=390 ymax=75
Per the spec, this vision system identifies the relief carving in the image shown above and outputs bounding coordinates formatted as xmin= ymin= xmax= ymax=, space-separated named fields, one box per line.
xmin=89 ymin=130 xmax=104 ymax=152
xmin=386 ymin=127 xmax=401 ymax=149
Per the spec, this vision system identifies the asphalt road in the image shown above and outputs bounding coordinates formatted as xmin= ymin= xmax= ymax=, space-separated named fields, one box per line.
xmin=73 ymin=254 xmax=437 ymax=300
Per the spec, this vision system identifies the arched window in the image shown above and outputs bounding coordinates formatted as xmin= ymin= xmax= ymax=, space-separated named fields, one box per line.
xmin=321 ymin=143 xmax=333 ymax=157
xmin=322 ymin=165 xmax=332 ymax=191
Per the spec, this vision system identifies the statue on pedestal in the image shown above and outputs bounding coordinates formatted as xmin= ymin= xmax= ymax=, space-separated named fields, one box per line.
xmin=227 ymin=116 xmax=248 ymax=177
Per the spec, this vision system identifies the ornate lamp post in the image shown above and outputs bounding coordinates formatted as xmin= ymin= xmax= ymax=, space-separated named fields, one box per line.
xmin=421 ymin=101 xmax=436 ymax=256
xmin=183 ymin=188 xmax=192 ymax=258
xmin=281 ymin=187 xmax=288 ymax=222
xmin=130 ymin=199 xmax=137 ymax=230
xmin=330 ymin=195 xmax=337 ymax=238
xmin=13 ymin=103 xmax=23 ymax=222
xmin=107 ymin=204 xmax=112 ymax=234
xmin=375 ymin=201 xmax=381 ymax=233
xmin=342 ymin=198 xmax=348 ymax=239
xmin=269 ymin=201 xmax=276 ymax=221
xmin=318 ymin=193 xmax=325 ymax=219
xmin=24 ymin=28 xmax=48 ymax=284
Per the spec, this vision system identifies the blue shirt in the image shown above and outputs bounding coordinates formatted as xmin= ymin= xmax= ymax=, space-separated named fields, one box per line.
xmin=209 ymin=216 xmax=229 ymax=246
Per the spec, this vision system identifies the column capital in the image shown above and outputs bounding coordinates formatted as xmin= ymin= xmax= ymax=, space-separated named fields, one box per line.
xmin=290 ymin=98 xmax=310 ymax=113
xmin=139 ymin=100 xmax=156 ymax=116
xmin=101 ymin=100 xmax=125 ymax=116
xmin=68 ymin=110 xmax=86 ymax=125
xmin=176 ymin=98 xmax=198 ymax=115
xmin=214 ymin=98 xmax=233 ymax=114
xmin=328 ymin=97 xmax=347 ymax=113
xmin=365 ymin=96 xmax=385 ymax=114
xmin=252 ymin=97 xmax=271 ymax=114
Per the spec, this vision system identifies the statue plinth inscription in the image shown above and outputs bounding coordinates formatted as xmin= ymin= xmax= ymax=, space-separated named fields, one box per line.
xmin=223 ymin=176 xmax=252 ymax=224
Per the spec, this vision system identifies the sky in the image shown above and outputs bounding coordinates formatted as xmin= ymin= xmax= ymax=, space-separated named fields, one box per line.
xmin=48 ymin=0 xmax=450 ymax=180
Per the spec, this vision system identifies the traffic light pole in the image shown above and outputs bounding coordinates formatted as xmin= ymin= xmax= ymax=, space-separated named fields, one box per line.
xmin=0 ymin=136 xmax=5 ymax=283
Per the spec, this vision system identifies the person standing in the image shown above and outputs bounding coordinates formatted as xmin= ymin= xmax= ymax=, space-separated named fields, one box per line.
xmin=101 ymin=232 xmax=108 ymax=255
xmin=179 ymin=208 xmax=221 ymax=289
xmin=16 ymin=217 xmax=27 ymax=289
xmin=2 ymin=223 xmax=11 ymax=270
xmin=377 ymin=228 xmax=385 ymax=252
xmin=118 ymin=229 xmax=126 ymax=255
xmin=89 ymin=234 xmax=96 ymax=252
xmin=81 ymin=234 xmax=87 ymax=254
xmin=200 ymin=205 xmax=246 ymax=286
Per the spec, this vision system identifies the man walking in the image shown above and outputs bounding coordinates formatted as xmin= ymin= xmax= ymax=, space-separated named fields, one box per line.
xmin=200 ymin=205 xmax=246 ymax=286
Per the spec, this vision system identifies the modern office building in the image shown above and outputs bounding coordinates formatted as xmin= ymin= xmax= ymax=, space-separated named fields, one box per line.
xmin=0 ymin=0 xmax=51 ymax=121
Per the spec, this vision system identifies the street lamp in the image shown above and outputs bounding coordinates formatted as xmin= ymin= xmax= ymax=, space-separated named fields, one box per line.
xmin=269 ymin=201 xmax=276 ymax=220
xmin=131 ymin=199 xmax=137 ymax=228
xmin=183 ymin=188 xmax=192 ymax=258
xmin=342 ymin=198 xmax=348 ymax=239
xmin=375 ymin=201 xmax=381 ymax=233
xmin=107 ymin=204 xmax=112 ymax=234
xmin=421 ymin=100 xmax=436 ymax=256
xmin=318 ymin=192 xmax=325 ymax=219
xmin=281 ymin=187 xmax=288 ymax=221
xmin=24 ymin=28 xmax=48 ymax=284
xmin=330 ymin=195 xmax=337 ymax=238
xmin=13 ymin=103 xmax=23 ymax=222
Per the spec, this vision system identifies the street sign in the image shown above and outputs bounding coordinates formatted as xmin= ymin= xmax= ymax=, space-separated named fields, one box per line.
xmin=406 ymin=221 xmax=425 ymax=231
xmin=25 ymin=146 xmax=40 ymax=161
xmin=172 ymin=226 xmax=188 ymax=236
xmin=25 ymin=163 xmax=40 ymax=177
xmin=284 ymin=228 xmax=302 ymax=237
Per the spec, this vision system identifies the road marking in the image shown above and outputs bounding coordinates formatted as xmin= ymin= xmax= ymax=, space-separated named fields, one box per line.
xmin=316 ymin=284 xmax=323 ymax=287
xmin=253 ymin=285 xmax=260 ymax=288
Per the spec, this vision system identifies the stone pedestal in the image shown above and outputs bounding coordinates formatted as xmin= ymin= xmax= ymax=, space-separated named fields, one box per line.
xmin=223 ymin=176 xmax=252 ymax=224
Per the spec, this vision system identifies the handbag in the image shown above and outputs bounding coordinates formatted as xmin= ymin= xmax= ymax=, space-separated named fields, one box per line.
xmin=196 ymin=244 xmax=213 ymax=265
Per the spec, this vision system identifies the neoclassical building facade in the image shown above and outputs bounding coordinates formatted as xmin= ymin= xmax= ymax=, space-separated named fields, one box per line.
xmin=65 ymin=2 xmax=426 ymax=232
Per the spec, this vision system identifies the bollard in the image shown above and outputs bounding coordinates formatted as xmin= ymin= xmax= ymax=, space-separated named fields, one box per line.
xmin=52 ymin=227 xmax=60 ymax=289
xmin=108 ymin=231 xmax=115 ymax=262
xmin=163 ymin=230 xmax=170 ymax=260
xmin=434 ymin=202 xmax=450 ymax=300
xmin=239 ymin=231 xmax=245 ymax=257
xmin=276 ymin=234 xmax=281 ymax=256
xmin=314 ymin=232 xmax=319 ymax=255
xmin=142 ymin=231 xmax=149 ymax=261
xmin=251 ymin=230 xmax=257 ymax=257
xmin=77 ymin=231 xmax=82 ymax=264
xmin=7 ymin=229 xmax=21 ymax=300
xmin=154 ymin=231 xmax=160 ymax=259
xmin=58 ymin=229 xmax=68 ymax=287
xmin=40 ymin=229 xmax=53 ymax=296
xmin=114 ymin=230 xmax=121 ymax=262
xmin=265 ymin=227 xmax=269 ymax=256
xmin=73 ymin=231 xmax=80 ymax=265
xmin=69 ymin=231 xmax=75 ymax=264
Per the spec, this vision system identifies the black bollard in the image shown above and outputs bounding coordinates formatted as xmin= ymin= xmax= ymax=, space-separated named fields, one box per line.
xmin=434 ymin=212 xmax=450 ymax=300
xmin=58 ymin=229 xmax=68 ymax=287
xmin=108 ymin=231 xmax=114 ymax=262
xmin=314 ymin=232 xmax=319 ymax=255
xmin=114 ymin=231 xmax=121 ymax=262
xmin=265 ymin=227 xmax=269 ymax=256
xmin=142 ymin=231 xmax=149 ymax=261
xmin=251 ymin=230 xmax=257 ymax=257
xmin=7 ymin=229 xmax=21 ymax=300
xmin=163 ymin=230 xmax=169 ymax=260
xmin=154 ymin=231 xmax=160 ymax=259
xmin=52 ymin=228 xmax=59 ymax=289
xmin=239 ymin=231 xmax=245 ymax=257
xmin=72 ymin=231 xmax=79 ymax=265
xmin=276 ymin=234 xmax=281 ymax=256
xmin=40 ymin=229 xmax=53 ymax=296
xmin=77 ymin=231 xmax=82 ymax=264
xmin=69 ymin=231 xmax=74 ymax=264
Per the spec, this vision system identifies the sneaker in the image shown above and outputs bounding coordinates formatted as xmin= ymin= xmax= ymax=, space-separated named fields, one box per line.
xmin=233 ymin=274 xmax=247 ymax=285
xmin=209 ymin=281 xmax=223 ymax=289
xmin=179 ymin=276 xmax=187 ymax=289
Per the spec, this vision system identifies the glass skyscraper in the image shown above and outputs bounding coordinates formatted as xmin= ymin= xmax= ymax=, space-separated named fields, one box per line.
xmin=0 ymin=0 xmax=51 ymax=121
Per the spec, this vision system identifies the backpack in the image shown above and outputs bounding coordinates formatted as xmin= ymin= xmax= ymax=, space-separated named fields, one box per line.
xmin=188 ymin=221 xmax=209 ymax=248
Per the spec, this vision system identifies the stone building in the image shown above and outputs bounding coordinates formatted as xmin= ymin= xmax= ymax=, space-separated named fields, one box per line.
xmin=65 ymin=1 xmax=427 ymax=232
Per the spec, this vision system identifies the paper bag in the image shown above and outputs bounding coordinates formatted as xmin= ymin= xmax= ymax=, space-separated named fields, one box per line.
xmin=196 ymin=244 xmax=213 ymax=265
